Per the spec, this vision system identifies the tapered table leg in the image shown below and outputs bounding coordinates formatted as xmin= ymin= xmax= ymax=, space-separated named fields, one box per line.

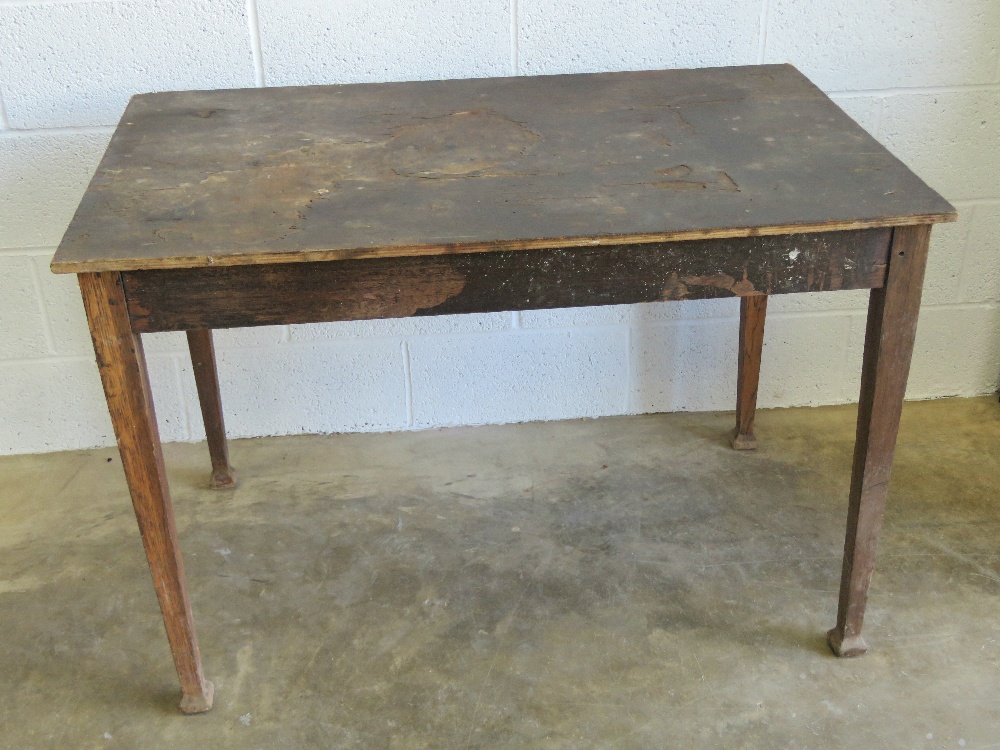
xmin=828 ymin=225 xmax=932 ymax=657
xmin=186 ymin=329 xmax=237 ymax=490
xmin=731 ymin=294 xmax=767 ymax=450
xmin=80 ymin=272 xmax=214 ymax=713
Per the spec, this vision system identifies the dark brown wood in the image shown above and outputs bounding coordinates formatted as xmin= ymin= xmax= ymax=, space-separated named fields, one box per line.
xmin=51 ymin=65 xmax=954 ymax=274
xmin=731 ymin=295 xmax=768 ymax=450
xmin=186 ymin=329 xmax=236 ymax=490
xmin=78 ymin=272 xmax=214 ymax=713
xmin=123 ymin=229 xmax=890 ymax=332
xmin=54 ymin=67 xmax=958 ymax=712
xmin=828 ymin=224 xmax=932 ymax=657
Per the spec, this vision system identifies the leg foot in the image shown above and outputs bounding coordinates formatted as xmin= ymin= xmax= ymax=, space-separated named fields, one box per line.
xmin=179 ymin=680 xmax=215 ymax=714
xmin=209 ymin=468 xmax=238 ymax=490
xmin=729 ymin=427 xmax=758 ymax=451
xmin=827 ymin=628 xmax=869 ymax=658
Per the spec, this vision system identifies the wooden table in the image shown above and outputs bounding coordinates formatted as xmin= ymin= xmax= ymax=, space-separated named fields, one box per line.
xmin=51 ymin=64 xmax=955 ymax=713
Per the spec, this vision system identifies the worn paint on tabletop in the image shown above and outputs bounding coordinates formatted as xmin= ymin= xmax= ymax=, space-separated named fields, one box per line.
xmin=51 ymin=65 xmax=954 ymax=273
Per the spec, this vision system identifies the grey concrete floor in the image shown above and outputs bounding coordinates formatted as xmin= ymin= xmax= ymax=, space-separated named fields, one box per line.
xmin=2 ymin=398 xmax=999 ymax=748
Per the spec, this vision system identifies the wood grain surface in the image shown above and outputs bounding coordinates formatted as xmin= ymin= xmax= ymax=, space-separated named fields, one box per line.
xmin=122 ymin=228 xmax=890 ymax=332
xmin=52 ymin=65 xmax=954 ymax=273
xmin=828 ymin=224 xmax=933 ymax=657
xmin=731 ymin=295 xmax=768 ymax=450
xmin=78 ymin=272 xmax=214 ymax=712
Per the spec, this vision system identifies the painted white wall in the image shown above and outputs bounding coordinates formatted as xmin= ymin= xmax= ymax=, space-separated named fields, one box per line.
xmin=0 ymin=0 xmax=998 ymax=455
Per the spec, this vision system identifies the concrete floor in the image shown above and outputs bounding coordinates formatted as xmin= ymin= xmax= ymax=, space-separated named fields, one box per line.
xmin=1 ymin=398 xmax=999 ymax=748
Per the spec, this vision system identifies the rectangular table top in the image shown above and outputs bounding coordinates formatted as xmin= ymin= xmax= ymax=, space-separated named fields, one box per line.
xmin=52 ymin=64 xmax=954 ymax=274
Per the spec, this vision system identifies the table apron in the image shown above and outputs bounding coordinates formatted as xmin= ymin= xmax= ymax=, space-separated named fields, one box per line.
xmin=123 ymin=228 xmax=891 ymax=333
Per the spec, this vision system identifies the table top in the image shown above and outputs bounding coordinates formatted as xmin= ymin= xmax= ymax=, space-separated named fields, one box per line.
xmin=52 ymin=64 xmax=954 ymax=274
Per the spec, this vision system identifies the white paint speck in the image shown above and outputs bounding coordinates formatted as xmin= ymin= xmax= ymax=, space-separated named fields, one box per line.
xmin=215 ymin=548 xmax=232 ymax=559
xmin=959 ymin=740 xmax=966 ymax=747
xmin=511 ymin=526 xmax=520 ymax=532
xmin=789 ymin=249 xmax=801 ymax=261
xmin=240 ymin=713 xmax=252 ymax=727
xmin=926 ymin=733 xmax=933 ymax=740
xmin=103 ymin=732 xmax=112 ymax=740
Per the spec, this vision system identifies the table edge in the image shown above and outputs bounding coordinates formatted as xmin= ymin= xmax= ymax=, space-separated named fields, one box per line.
xmin=51 ymin=212 xmax=956 ymax=274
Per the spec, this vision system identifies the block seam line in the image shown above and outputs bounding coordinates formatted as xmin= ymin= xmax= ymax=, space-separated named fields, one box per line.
xmin=510 ymin=0 xmax=519 ymax=75
xmin=0 ymin=125 xmax=114 ymax=138
xmin=0 ymin=86 xmax=11 ymax=129
xmin=0 ymin=246 xmax=59 ymax=256
xmin=830 ymin=82 xmax=1000 ymax=97
xmin=954 ymin=204 xmax=977 ymax=303
xmin=625 ymin=322 xmax=633 ymax=413
xmin=839 ymin=311 xmax=862 ymax=402
xmin=0 ymin=354 xmax=95 ymax=367
xmin=757 ymin=0 xmax=771 ymax=65
xmin=874 ymin=97 xmax=885 ymax=137
xmin=172 ymin=353 xmax=193 ymax=441
xmin=402 ymin=339 xmax=414 ymax=428
xmin=247 ymin=0 xmax=266 ymax=87
xmin=26 ymin=256 xmax=58 ymax=355
xmin=952 ymin=197 xmax=1000 ymax=206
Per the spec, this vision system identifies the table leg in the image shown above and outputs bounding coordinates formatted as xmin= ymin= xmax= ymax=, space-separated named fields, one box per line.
xmin=828 ymin=224 xmax=931 ymax=657
xmin=79 ymin=272 xmax=214 ymax=713
xmin=186 ymin=329 xmax=237 ymax=490
xmin=731 ymin=294 xmax=767 ymax=450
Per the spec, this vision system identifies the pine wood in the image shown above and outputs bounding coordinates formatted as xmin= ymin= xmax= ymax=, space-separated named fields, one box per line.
xmin=827 ymin=224 xmax=932 ymax=657
xmin=78 ymin=272 xmax=214 ymax=713
xmin=123 ymin=228 xmax=890 ymax=333
xmin=50 ymin=65 xmax=954 ymax=274
xmin=185 ymin=329 xmax=236 ymax=490
xmin=731 ymin=295 xmax=768 ymax=450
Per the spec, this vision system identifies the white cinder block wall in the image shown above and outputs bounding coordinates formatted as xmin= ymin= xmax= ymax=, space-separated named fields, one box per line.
xmin=1 ymin=0 xmax=998 ymax=455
